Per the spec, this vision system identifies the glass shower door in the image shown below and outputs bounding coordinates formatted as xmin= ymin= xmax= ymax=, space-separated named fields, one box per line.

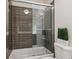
xmin=32 ymin=4 xmax=53 ymax=52
xmin=32 ymin=5 xmax=45 ymax=47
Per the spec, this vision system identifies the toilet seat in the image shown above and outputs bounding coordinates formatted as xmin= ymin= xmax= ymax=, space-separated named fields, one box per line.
xmin=40 ymin=57 xmax=54 ymax=59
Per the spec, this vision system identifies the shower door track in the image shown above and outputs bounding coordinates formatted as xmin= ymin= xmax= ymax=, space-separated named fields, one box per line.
xmin=9 ymin=0 xmax=53 ymax=7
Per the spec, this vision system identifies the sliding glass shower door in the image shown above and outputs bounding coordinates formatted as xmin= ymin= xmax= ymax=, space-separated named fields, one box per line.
xmin=32 ymin=4 xmax=53 ymax=52
xmin=9 ymin=1 xmax=54 ymax=52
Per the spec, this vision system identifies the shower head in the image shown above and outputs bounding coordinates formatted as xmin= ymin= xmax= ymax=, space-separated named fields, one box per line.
xmin=24 ymin=9 xmax=30 ymax=14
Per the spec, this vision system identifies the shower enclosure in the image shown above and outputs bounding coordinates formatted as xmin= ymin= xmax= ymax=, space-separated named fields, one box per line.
xmin=8 ymin=0 xmax=54 ymax=59
xmin=32 ymin=5 xmax=53 ymax=52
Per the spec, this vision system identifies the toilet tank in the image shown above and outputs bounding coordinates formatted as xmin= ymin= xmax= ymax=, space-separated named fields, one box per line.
xmin=54 ymin=43 xmax=72 ymax=59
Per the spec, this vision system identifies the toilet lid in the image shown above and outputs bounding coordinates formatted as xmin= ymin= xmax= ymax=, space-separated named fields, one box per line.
xmin=41 ymin=57 xmax=54 ymax=59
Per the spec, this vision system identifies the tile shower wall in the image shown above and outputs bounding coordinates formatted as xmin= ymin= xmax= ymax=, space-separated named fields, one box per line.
xmin=9 ymin=6 xmax=32 ymax=49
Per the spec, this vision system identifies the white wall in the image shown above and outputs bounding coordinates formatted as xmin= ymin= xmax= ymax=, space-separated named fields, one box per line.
xmin=55 ymin=0 xmax=72 ymax=46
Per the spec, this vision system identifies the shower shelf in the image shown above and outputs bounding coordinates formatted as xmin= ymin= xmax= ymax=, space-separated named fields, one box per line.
xmin=17 ymin=31 xmax=32 ymax=34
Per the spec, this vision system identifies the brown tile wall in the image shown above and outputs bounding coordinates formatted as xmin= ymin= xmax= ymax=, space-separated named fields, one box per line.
xmin=6 ymin=34 xmax=12 ymax=59
xmin=9 ymin=6 xmax=32 ymax=49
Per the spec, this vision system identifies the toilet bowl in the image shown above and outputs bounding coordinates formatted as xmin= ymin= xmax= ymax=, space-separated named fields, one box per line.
xmin=54 ymin=42 xmax=72 ymax=59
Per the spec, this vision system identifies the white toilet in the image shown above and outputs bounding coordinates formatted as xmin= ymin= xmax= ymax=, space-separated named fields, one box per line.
xmin=54 ymin=42 xmax=72 ymax=59
xmin=41 ymin=42 xmax=72 ymax=59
